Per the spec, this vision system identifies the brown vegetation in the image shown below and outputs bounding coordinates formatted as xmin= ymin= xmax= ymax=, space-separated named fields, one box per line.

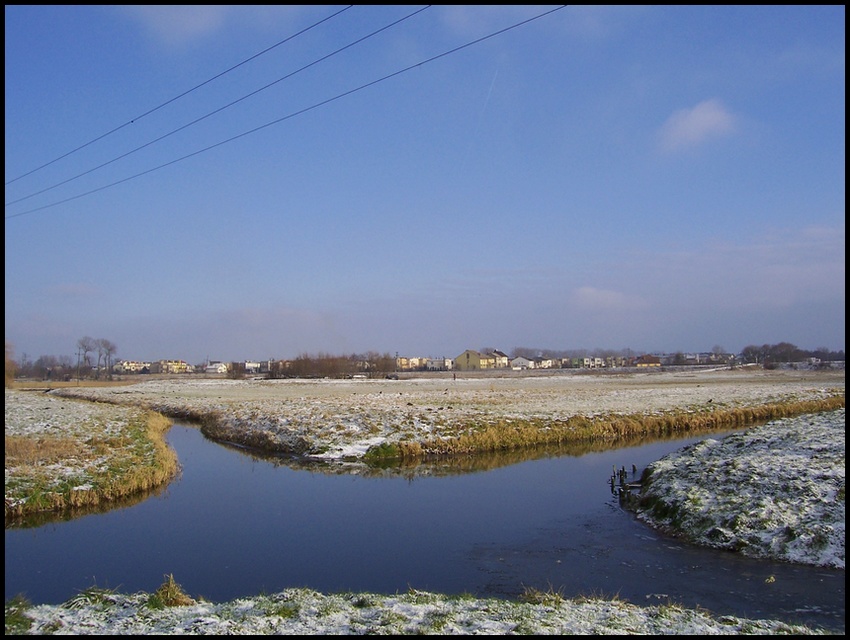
xmin=5 ymin=411 xmax=179 ymax=520
xmin=387 ymin=395 xmax=846 ymax=459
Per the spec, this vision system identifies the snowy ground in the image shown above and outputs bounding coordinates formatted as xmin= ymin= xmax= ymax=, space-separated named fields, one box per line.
xmin=631 ymin=409 xmax=844 ymax=571
xmin=6 ymin=586 xmax=827 ymax=635
xmin=5 ymin=368 xmax=845 ymax=634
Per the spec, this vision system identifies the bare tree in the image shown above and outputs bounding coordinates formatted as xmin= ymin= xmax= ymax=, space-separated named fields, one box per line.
xmin=99 ymin=338 xmax=117 ymax=379
xmin=76 ymin=336 xmax=96 ymax=379
xmin=95 ymin=340 xmax=105 ymax=379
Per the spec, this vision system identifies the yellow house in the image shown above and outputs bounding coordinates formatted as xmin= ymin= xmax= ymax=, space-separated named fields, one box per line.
xmin=455 ymin=350 xmax=482 ymax=371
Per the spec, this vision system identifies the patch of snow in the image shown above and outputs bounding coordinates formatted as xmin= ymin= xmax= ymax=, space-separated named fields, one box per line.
xmin=633 ymin=409 xmax=845 ymax=570
xmin=12 ymin=587 xmax=827 ymax=635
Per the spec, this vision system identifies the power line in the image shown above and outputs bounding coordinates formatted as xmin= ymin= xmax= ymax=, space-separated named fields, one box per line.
xmin=5 ymin=5 xmax=568 ymax=221
xmin=3 ymin=5 xmax=354 ymax=187
xmin=5 ymin=6 xmax=431 ymax=208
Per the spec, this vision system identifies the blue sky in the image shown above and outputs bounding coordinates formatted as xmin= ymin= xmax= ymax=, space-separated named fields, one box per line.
xmin=5 ymin=5 xmax=845 ymax=365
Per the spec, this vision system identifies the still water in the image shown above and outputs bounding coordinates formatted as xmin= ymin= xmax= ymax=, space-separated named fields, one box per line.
xmin=5 ymin=424 xmax=845 ymax=632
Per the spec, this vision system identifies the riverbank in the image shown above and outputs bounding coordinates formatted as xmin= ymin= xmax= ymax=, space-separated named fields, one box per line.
xmin=628 ymin=408 xmax=844 ymax=570
xmin=4 ymin=390 xmax=179 ymax=519
xmin=4 ymin=582 xmax=827 ymax=635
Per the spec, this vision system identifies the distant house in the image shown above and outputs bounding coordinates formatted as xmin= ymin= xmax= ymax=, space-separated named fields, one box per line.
xmin=489 ymin=350 xmax=510 ymax=369
xmin=407 ymin=357 xmax=428 ymax=370
xmin=634 ymin=354 xmax=662 ymax=368
xmin=455 ymin=350 xmax=483 ymax=371
xmin=244 ymin=361 xmax=262 ymax=374
xmin=149 ymin=359 xmax=192 ymax=374
xmin=205 ymin=361 xmax=228 ymax=374
xmin=113 ymin=360 xmax=150 ymax=374
xmin=426 ymin=358 xmax=453 ymax=371
xmin=510 ymin=356 xmax=535 ymax=370
xmin=455 ymin=350 xmax=507 ymax=370
xmin=579 ymin=357 xmax=605 ymax=369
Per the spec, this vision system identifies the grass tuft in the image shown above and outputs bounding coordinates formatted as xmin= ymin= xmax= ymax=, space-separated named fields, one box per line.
xmin=519 ymin=584 xmax=567 ymax=606
xmin=65 ymin=585 xmax=118 ymax=610
xmin=147 ymin=574 xmax=195 ymax=609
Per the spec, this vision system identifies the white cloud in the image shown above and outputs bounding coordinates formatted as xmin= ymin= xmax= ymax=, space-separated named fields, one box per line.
xmin=658 ymin=99 xmax=737 ymax=152
xmin=117 ymin=5 xmax=309 ymax=46
xmin=121 ymin=6 xmax=231 ymax=44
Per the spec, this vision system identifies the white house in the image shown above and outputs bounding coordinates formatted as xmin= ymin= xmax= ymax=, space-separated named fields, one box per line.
xmin=510 ymin=356 xmax=535 ymax=370
xmin=244 ymin=361 xmax=262 ymax=374
xmin=426 ymin=358 xmax=453 ymax=371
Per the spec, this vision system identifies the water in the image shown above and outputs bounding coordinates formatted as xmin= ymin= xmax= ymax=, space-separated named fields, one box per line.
xmin=5 ymin=424 xmax=845 ymax=633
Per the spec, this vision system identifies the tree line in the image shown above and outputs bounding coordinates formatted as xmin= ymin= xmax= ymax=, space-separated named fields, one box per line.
xmin=260 ymin=351 xmax=398 ymax=379
xmin=738 ymin=342 xmax=844 ymax=366
xmin=6 ymin=336 xmax=118 ymax=382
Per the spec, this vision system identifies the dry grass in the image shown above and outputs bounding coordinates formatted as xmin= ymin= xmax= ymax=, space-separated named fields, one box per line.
xmin=147 ymin=574 xmax=196 ymax=609
xmin=402 ymin=395 xmax=845 ymax=458
xmin=5 ymin=411 xmax=179 ymax=520
xmin=5 ymin=435 xmax=87 ymax=466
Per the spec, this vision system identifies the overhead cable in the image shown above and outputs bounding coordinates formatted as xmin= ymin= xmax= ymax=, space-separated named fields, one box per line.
xmin=4 ymin=5 xmax=354 ymax=186
xmin=5 ymin=6 xmax=567 ymax=221
xmin=5 ymin=6 xmax=431 ymax=208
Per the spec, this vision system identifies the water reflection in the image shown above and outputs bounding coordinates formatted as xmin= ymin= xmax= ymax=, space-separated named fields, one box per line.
xmin=5 ymin=479 xmax=175 ymax=531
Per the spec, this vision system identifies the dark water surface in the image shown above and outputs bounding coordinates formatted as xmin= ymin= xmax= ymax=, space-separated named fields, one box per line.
xmin=5 ymin=424 xmax=845 ymax=633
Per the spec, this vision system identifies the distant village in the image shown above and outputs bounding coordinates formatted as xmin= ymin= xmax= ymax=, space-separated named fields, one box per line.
xmin=10 ymin=341 xmax=842 ymax=383
xmin=112 ymin=349 xmax=732 ymax=377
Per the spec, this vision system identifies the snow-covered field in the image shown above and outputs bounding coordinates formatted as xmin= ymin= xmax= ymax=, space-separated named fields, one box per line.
xmin=5 ymin=368 xmax=845 ymax=634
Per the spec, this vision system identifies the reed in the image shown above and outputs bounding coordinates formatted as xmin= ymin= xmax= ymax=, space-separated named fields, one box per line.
xmin=377 ymin=395 xmax=845 ymax=460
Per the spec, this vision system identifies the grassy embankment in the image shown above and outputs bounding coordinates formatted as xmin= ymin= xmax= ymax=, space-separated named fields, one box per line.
xmin=364 ymin=394 xmax=846 ymax=461
xmin=5 ymin=409 xmax=178 ymax=520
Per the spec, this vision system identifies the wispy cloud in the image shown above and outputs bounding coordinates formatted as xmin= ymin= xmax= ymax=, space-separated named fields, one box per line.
xmin=49 ymin=282 xmax=100 ymax=298
xmin=562 ymin=5 xmax=649 ymax=39
xmin=658 ymin=99 xmax=737 ymax=152
xmin=626 ymin=223 xmax=845 ymax=309
xmin=440 ymin=6 xmax=561 ymax=38
xmin=120 ymin=6 xmax=231 ymax=45
xmin=572 ymin=286 xmax=648 ymax=311
xmin=117 ymin=5 xmax=307 ymax=46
